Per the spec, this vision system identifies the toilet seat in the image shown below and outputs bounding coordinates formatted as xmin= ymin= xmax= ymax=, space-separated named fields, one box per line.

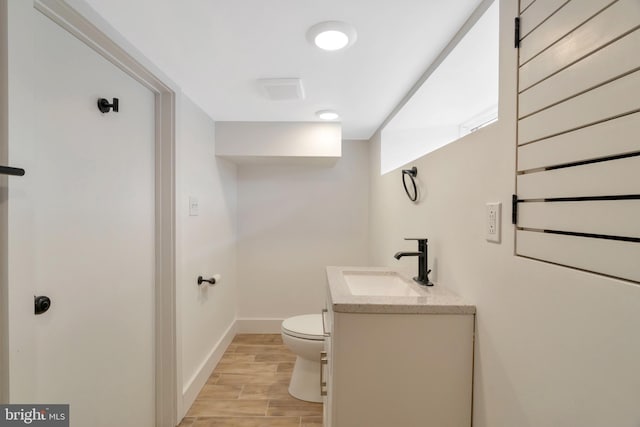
xmin=281 ymin=314 xmax=324 ymax=341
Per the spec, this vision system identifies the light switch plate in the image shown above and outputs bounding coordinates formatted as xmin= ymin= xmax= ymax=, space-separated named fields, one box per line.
xmin=189 ymin=197 xmax=199 ymax=216
xmin=486 ymin=202 xmax=501 ymax=243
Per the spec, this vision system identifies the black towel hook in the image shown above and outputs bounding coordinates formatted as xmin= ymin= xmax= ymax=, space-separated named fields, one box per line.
xmin=402 ymin=167 xmax=418 ymax=202
xmin=97 ymin=97 xmax=119 ymax=113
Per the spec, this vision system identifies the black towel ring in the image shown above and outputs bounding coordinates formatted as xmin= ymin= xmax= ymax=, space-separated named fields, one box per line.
xmin=402 ymin=167 xmax=418 ymax=202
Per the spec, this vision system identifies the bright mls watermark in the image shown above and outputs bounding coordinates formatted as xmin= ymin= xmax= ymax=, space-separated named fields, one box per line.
xmin=0 ymin=405 xmax=68 ymax=426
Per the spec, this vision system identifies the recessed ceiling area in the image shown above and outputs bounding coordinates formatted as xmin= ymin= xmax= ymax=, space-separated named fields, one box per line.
xmin=77 ymin=0 xmax=484 ymax=139
xmin=381 ymin=1 xmax=499 ymax=173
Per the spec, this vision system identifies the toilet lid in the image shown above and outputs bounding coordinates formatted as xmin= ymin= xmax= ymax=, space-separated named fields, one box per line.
xmin=281 ymin=314 xmax=324 ymax=340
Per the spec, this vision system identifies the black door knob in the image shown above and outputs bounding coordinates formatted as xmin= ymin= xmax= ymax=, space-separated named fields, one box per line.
xmin=34 ymin=295 xmax=51 ymax=315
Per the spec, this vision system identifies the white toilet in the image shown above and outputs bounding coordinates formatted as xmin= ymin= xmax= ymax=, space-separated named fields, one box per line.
xmin=281 ymin=314 xmax=325 ymax=403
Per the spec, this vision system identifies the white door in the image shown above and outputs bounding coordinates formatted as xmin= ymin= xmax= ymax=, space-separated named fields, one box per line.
xmin=30 ymin=10 xmax=156 ymax=426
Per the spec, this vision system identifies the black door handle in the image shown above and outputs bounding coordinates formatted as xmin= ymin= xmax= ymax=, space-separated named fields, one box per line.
xmin=34 ymin=295 xmax=51 ymax=315
xmin=0 ymin=165 xmax=25 ymax=176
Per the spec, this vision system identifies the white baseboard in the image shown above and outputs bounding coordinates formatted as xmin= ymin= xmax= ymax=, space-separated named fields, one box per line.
xmin=179 ymin=317 xmax=284 ymax=420
xmin=181 ymin=320 xmax=236 ymax=417
xmin=235 ymin=318 xmax=284 ymax=334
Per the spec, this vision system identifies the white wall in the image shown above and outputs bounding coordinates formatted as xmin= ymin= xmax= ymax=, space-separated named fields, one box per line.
xmin=176 ymin=95 xmax=237 ymax=415
xmin=368 ymin=1 xmax=640 ymax=426
xmin=236 ymin=140 xmax=370 ymax=330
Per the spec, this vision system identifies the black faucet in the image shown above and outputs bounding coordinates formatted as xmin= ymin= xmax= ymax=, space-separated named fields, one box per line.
xmin=394 ymin=238 xmax=432 ymax=286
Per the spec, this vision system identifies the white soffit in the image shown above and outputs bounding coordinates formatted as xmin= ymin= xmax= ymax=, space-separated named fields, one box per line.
xmin=214 ymin=122 xmax=342 ymax=164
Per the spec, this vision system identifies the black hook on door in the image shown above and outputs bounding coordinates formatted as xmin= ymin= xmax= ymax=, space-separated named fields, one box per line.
xmin=97 ymin=97 xmax=119 ymax=113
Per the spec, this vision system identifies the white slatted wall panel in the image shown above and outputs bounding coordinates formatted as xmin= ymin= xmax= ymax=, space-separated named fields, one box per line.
xmin=515 ymin=0 xmax=640 ymax=283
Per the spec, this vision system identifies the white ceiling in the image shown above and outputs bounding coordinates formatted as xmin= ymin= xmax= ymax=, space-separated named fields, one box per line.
xmin=79 ymin=0 xmax=484 ymax=140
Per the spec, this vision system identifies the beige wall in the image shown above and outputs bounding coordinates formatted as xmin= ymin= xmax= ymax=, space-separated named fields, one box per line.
xmin=368 ymin=0 xmax=640 ymax=425
xmin=177 ymin=95 xmax=237 ymax=413
xmin=236 ymin=140 xmax=370 ymax=329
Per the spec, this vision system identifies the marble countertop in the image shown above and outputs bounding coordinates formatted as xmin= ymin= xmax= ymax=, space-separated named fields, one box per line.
xmin=326 ymin=266 xmax=476 ymax=314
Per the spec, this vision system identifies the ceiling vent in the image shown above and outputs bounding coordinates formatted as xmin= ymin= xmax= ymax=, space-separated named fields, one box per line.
xmin=257 ymin=78 xmax=305 ymax=101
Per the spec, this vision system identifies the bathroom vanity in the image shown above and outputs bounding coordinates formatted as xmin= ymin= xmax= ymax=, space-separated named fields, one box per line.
xmin=322 ymin=266 xmax=476 ymax=427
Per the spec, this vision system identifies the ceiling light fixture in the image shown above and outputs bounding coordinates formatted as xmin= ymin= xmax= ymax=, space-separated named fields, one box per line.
xmin=316 ymin=110 xmax=340 ymax=121
xmin=307 ymin=21 xmax=357 ymax=51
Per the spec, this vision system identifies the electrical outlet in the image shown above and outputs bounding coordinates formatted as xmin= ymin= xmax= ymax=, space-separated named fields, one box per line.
xmin=486 ymin=202 xmax=501 ymax=243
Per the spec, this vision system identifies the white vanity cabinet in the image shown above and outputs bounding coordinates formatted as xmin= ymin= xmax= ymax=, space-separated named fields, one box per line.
xmin=323 ymin=267 xmax=476 ymax=427
xmin=320 ymin=307 xmax=332 ymax=426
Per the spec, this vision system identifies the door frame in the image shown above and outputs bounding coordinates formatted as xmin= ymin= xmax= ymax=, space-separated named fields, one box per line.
xmin=4 ymin=0 xmax=178 ymax=425
xmin=0 ymin=0 xmax=8 ymax=405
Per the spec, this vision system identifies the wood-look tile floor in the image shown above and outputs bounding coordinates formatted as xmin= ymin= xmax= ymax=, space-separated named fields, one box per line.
xmin=179 ymin=334 xmax=323 ymax=427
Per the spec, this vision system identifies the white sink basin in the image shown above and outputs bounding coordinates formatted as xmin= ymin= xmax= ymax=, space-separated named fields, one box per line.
xmin=342 ymin=270 xmax=420 ymax=297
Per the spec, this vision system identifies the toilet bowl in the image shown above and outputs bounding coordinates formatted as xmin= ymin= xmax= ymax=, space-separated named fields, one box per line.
xmin=281 ymin=314 xmax=324 ymax=403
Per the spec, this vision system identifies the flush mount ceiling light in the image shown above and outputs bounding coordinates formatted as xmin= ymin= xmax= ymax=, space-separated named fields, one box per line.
xmin=316 ymin=110 xmax=340 ymax=121
xmin=307 ymin=21 xmax=357 ymax=51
